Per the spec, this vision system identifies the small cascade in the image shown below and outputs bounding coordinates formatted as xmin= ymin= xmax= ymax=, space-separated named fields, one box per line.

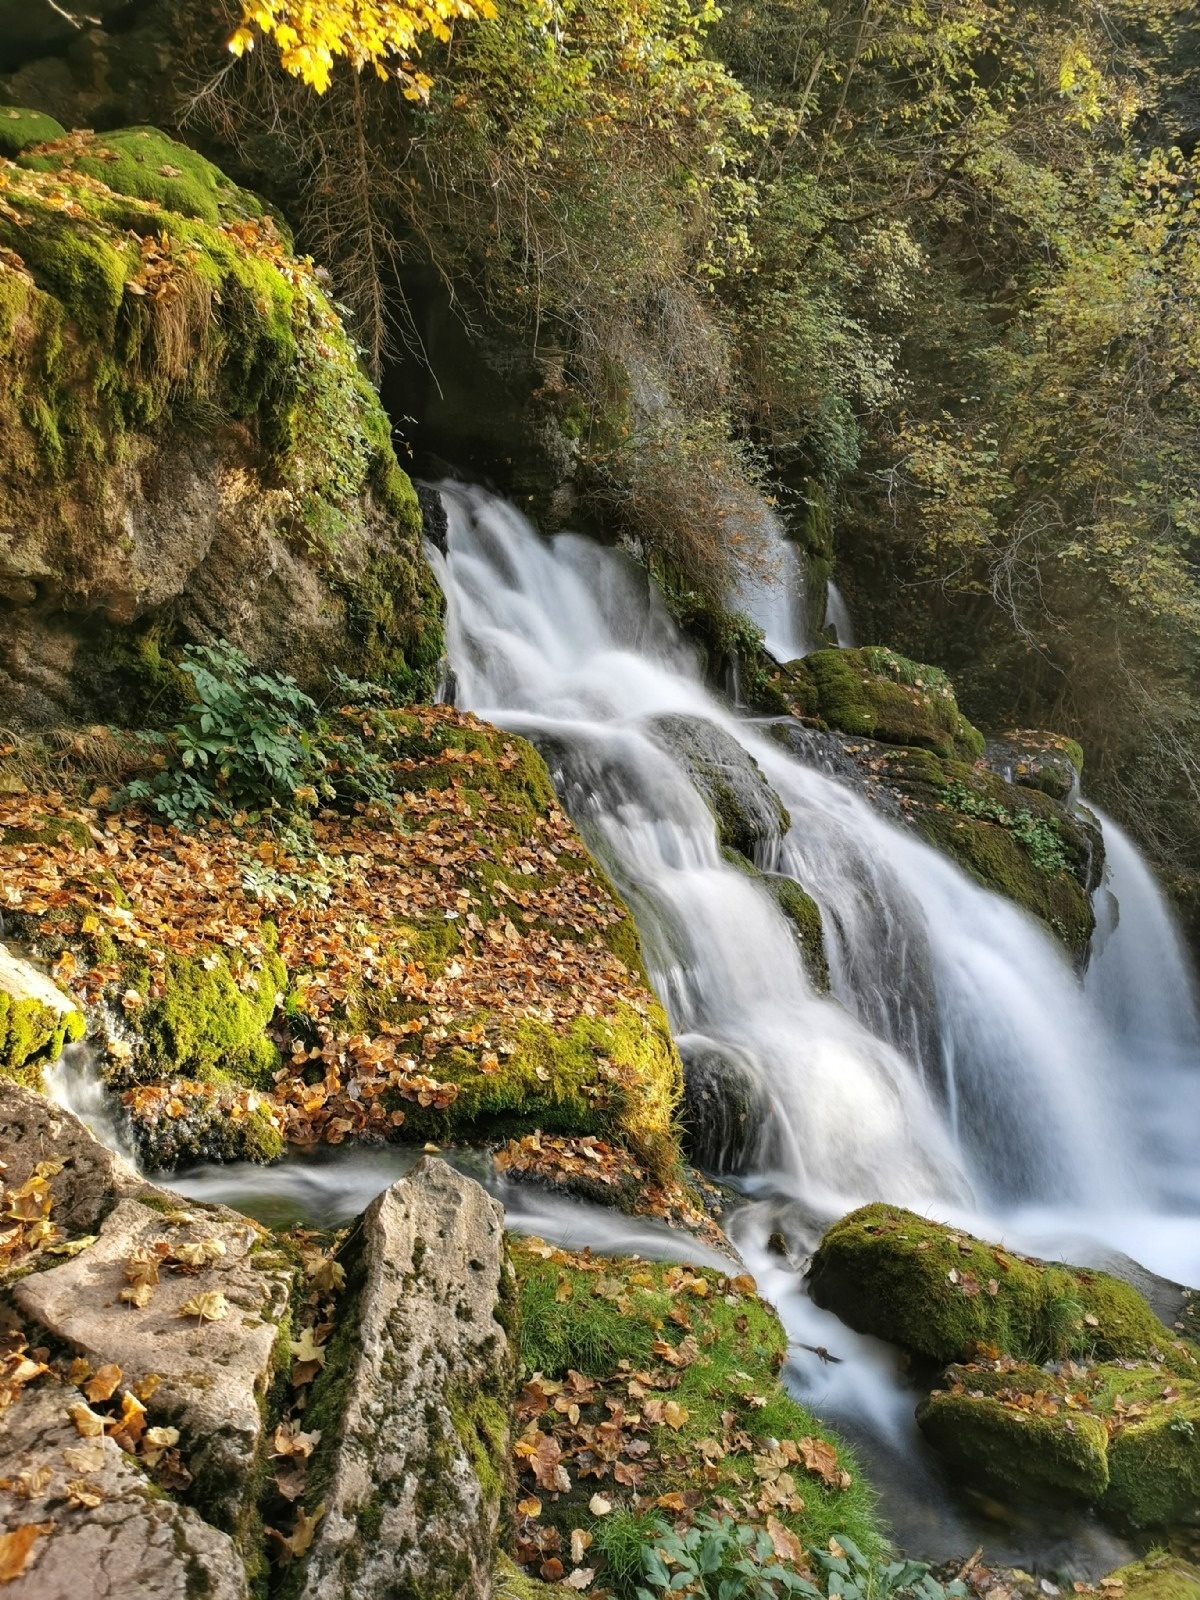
xmin=730 ymin=505 xmax=813 ymax=662
xmin=823 ymin=580 xmax=856 ymax=647
xmin=44 ymin=1038 xmax=138 ymax=1166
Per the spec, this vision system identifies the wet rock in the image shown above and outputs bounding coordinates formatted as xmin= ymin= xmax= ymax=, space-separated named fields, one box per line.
xmin=14 ymin=1193 xmax=292 ymax=1532
xmin=297 ymin=1157 xmax=510 ymax=1600
xmin=650 ymin=713 xmax=789 ymax=859
xmin=679 ymin=1039 xmax=770 ymax=1174
xmin=0 ymin=1380 xmax=247 ymax=1599
xmin=0 ymin=944 xmax=85 ymax=1087
xmin=982 ymin=731 xmax=1084 ymax=805
xmin=0 ymin=1078 xmax=144 ymax=1235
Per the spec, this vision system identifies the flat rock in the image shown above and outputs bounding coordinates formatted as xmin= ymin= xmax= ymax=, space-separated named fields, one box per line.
xmin=299 ymin=1157 xmax=510 ymax=1600
xmin=14 ymin=1193 xmax=292 ymax=1530
xmin=0 ymin=1379 xmax=246 ymax=1599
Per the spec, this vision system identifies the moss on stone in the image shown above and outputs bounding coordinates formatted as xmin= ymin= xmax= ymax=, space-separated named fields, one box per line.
xmin=866 ymin=747 xmax=1097 ymax=954
xmin=1105 ymin=1554 xmax=1200 ymax=1599
xmin=0 ymin=106 xmax=66 ymax=156
xmin=1101 ymin=1371 xmax=1200 ymax=1529
xmin=494 ymin=1551 xmax=559 ymax=1598
xmin=0 ymin=988 xmax=85 ymax=1087
xmin=448 ymin=1383 xmax=510 ymax=1511
xmin=779 ymin=647 xmax=985 ymax=761
xmin=916 ymin=1384 xmax=1111 ymax=1502
xmin=808 ymin=1204 xmax=1174 ymax=1366
xmin=1 ymin=123 xmax=434 ymax=705
xmin=397 ymin=1001 xmax=681 ymax=1181
xmin=18 ymin=125 xmax=263 ymax=227
xmin=136 ymin=948 xmax=285 ymax=1088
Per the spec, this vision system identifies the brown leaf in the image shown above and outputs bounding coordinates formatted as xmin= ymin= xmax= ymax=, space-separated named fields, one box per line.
xmin=0 ymin=1522 xmax=52 ymax=1582
xmin=83 ymin=1363 xmax=123 ymax=1404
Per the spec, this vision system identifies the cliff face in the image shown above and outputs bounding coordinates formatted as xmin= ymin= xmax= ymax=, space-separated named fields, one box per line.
xmin=0 ymin=114 xmax=440 ymax=727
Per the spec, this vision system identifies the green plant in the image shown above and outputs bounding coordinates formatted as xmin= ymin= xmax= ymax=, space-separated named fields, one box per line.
xmin=632 ymin=1518 xmax=967 ymax=1600
xmin=126 ymin=642 xmax=323 ymax=824
xmin=942 ymin=782 xmax=1069 ymax=876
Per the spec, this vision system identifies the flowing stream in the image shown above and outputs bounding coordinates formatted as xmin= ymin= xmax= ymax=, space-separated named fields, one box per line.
xmin=45 ymin=482 xmax=1200 ymax=1573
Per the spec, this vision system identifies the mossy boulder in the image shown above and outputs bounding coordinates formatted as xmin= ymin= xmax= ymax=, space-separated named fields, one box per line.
xmin=774 ymin=647 xmax=986 ymax=762
xmin=134 ymin=947 xmax=286 ymax=1088
xmin=0 ymin=941 xmax=85 ymax=1087
xmin=916 ymin=1353 xmax=1200 ymax=1529
xmin=0 ymin=117 xmax=440 ymax=726
xmin=982 ymin=730 xmax=1085 ymax=804
xmin=1104 ymin=1555 xmax=1200 ymax=1598
xmin=916 ymin=1372 xmax=1111 ymax=1502
xmin=0 ymin=104 xmax=64 ymax=155
xmin=808 ymin=1204 xmax=1174 ymax=1366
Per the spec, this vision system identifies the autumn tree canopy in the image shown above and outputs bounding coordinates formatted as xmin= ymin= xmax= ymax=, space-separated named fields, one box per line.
xmin=228 ymin=0 xmax=498 ymax=94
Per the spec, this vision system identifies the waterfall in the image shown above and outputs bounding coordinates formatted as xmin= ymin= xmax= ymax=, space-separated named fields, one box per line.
xmin=730 ymin=506 xmax=813 ymax=662
xmin=432 ymin=484 xmax=1198 ymax=1243
xmin=824 ymin=581 xmax=856 ymax=647
xmin=430 ymin=481 xmax=1200 ymax=1561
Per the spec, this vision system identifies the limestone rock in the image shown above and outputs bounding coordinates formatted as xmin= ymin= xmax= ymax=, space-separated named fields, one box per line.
xmin=0 ymin=1380 xmax=247 ymax=1599
xmin=0 ymin=1079 xmax=144 ymax=1235
xmin=298 ymin=1157 xmax=510 ymax=1600
xmin=14 ymin=1193 xmax=292 ymax=1531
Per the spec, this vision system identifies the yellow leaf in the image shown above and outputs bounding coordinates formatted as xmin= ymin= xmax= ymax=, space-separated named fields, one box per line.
xmin=68 ymin=1403 xmax=106 ymax=1438
xmin=178 ymin=1291 xmax=230 ymax=1324
xmin=0 ymin=1523 xmax=51 ymax=1583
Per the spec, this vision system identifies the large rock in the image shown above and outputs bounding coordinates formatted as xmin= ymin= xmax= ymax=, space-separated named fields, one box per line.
xmin=0 ymin=943 xmax=85 ymax=1087
xmin=297 ymin=1158 xmax=510 ymax=1600
xmin=0 ymin=121 xmax=440 ymax=727
xmin=14 ymin=1194 xmax=293 ymax=1532
xmin=0 ymin=1380 xmax=247 ymax=1599
xmin=807 ymin=1203 xmax=1175 ymax=1366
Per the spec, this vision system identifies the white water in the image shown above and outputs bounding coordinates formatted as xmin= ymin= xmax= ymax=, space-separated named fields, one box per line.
xmin=45 ymin=1039 xmax=138 ymax=1165
xmin=731 ymin=506 xmax=813 ymax=662
xmin=824 ymin=580 xmax=856 ymax=647
xmin=430 ymin=482 xmax=1200 ymax=1561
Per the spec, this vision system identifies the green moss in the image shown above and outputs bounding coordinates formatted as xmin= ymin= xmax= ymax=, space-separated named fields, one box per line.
xmin=449 ymin=1384 xmax=510 ymax=1510
xmin=398 ymin=1002 xmax=681 ymax=1181
xmin=808 ymin=1204 xmax=1174 ymax=1366
xmin=494 ymin=1551 xmax=559 ymax=1598
xmin=509 ymin=1241 xmax=885 ymax=1582
xmin=136 ymin=948 xmax=285 ymax=1087
xmin=1102 ymin=1378 xmax=1200 ymax=1528
xmin=1105 ymin=1554 xmax=1200 ymax=1599
xmin=17 ymin=126 xmax=264 ymax=228
xmin=0 ymin=989 xmax=85 ymax=1088
xmin=779 ymin=647 xmax=985 ymax=761
xmin=0 ymin=106 xmax=66 ymax=157
xmin=916 ymin=1369 xmax=1111 ymax=1502
xmin=866 ymin=748 xmax=1096 ymax=953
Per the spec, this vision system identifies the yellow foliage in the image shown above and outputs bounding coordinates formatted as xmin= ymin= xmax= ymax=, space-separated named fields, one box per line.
xmin=229 ymin=0 xmax=498 ymax=95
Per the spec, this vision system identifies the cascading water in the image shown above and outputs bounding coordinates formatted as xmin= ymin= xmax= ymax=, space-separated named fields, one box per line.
xmin=430 ymin=482 xmax=1200 ymax=1563
xmin=731 ymin=506 xmax=813 ymax=662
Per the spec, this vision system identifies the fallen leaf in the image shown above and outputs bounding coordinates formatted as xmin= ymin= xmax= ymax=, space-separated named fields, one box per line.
xmin=178 ymin=1292 xmax=230 ymax=1325
xmin=83 ymin=1364 xmax=123 ymax=1404
xmin=588 ymin=1493 xmax=611 ymax=1516
xmin=0 ymin=1522 xmax=51 ymax=1582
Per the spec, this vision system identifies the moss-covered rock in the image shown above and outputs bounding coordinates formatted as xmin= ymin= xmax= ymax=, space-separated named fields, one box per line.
xmin=915 ymin=1351 xmax=1200 ymax=1530
xmin=135 ymin=947 xmax=286 ymax=1088
xmin=808 ymin=1204 xmax=1175 ymax=1366
xmin=916 ymin=1360 xmax=1111 ymax=1502
xmin=774 ymin=647 xmax=986 ymax=762
xmin=1104 ymin=1554 xmax=1200 ymax=1598
xmin=720 ymin=846 xmax=829 ymax=992
xmin=0 ymin=942 xmax=85 ymax=1087
xmin=650 ymin=712 xmax=789 ymax=858
xmin=983 ymin=731 xmax=1085 ymax=803
xmin=0 ymin=116 xmax=440 ymax=726
xmin=0 ymin=104 xmax=64 ymax=155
